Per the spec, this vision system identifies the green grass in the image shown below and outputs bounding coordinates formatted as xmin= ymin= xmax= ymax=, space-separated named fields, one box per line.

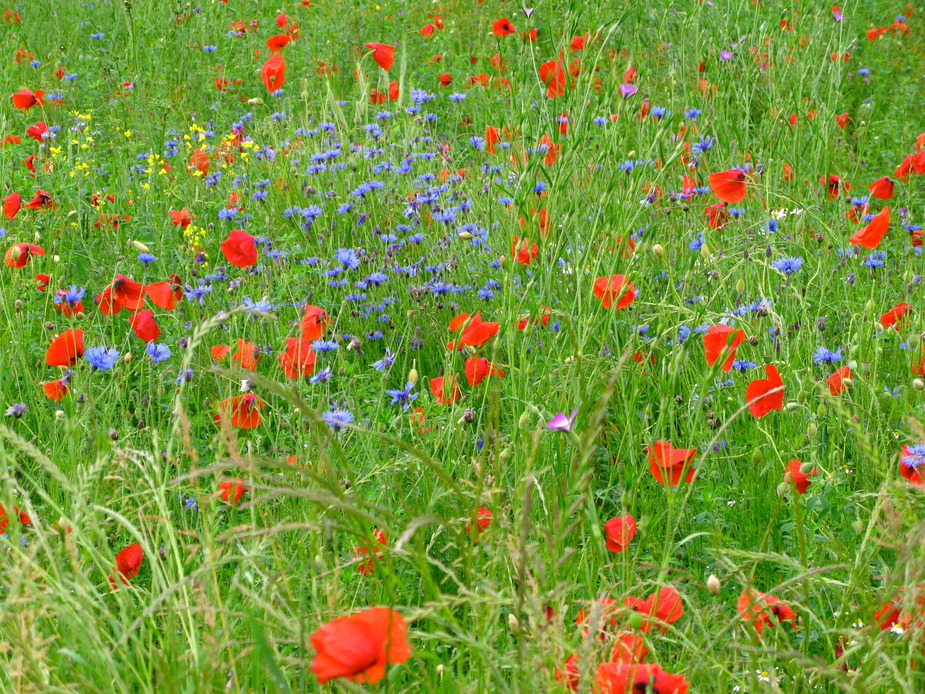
xmin=1 ymin=0 xmax=925 ymax=691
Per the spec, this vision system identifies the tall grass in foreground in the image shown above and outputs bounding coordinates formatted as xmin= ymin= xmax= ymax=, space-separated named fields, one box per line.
xmin=0 ymin=0 xmax=925 ymax=691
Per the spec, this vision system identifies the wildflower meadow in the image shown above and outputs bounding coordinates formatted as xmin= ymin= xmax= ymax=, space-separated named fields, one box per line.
xmin=2 ymin=0 xmax=925 ymax=691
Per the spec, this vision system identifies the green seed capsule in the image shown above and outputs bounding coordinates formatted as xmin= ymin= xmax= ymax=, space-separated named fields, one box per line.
xmin=807 ymin=422 xmax=818 ymax=438
xmin=752 ymin=449 xmax=762 ymax=465
xmin=736 ymin=278 xmax=746 ymax=294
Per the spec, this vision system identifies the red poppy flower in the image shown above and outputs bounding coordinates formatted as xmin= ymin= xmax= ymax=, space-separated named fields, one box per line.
xmin=266 ymin=34 xmax=291 ymax=52
xmin=708 ymin=168 xmax=747 ymax=203
xmin=438 ymin=72 xmax=452 ymax=86
xmin=169 ymin=208 xmax=191 ymax=228
xmin=703 ymin=325 xmax=746 ymax=372
xmin=218 ymin=478 xmax=246 ymax=505
xmin=827 ymin=365 xmax=851 ymax=395
xmin=596 ymin=663 xmax=689 ymax=694
xmin=467 ymin=507 xmax=492 ymax=536
xmin=555 ymin=655 xmax=580 ymax=691
xmin=310 ymin=607 xmax=411 ymax=685
xmin=446 ymin=312 xmax=499 ymax=350
xmin=464 ymin=357 xmax=505 ymax=386
xmin=538 ymin=60 xmax=566 ymax=98
xmin=354 ymin=528 xmax=387 ymax=575
xmin=593 ymin=275 xmax=636 ymax=309
xmin=220 ymin=338 xmax=261 ymax=371
xmin=116 ymin=542 xmax=144 ymax=579
xmin=220 ymin=228 xmax=258 ymax=267
xmin=129 ymin=309 xmax=160 ymax=343
xmin=823 ymin=174 xmax=849 ymax=199
xmin=189 ymin=148 xmax=210 ymax=174
xmin=430 ymin=375 xmax=460 ymax=405
xmin=41 ymin=376 xmax=69 ymax=401
xmin=492 ymin=17 xmax=515 ymax=36
xmin=4 ymin=242 xmax=44 ymax=268
xmin=785 ymin=459 xmax=817 ymax=494
xmin=364 ymin=42 xmax=396 ymax=71
xmin=301 ymin=304 xmax=331 ymax=340
xmin=3 ymin=192 xmax=21 ymax=220
xmin=512 ymin=235 xmax=538 ymax=264
xmin=737 ymin=589 xmax=797 ymax=635
xmin=23 ymin=189 xmax=53 ymax=210
xmin=849 ymin=206 xmax=890 ymax=249
xmin=261 ymin=53 xmax=286 ymax=92
xmin=145 ymin=281 xmax=177 ymax=310
xmin=881 ymin=302 xmax=911 ymax=329
xmin=869 ymin=176 xmax=894 ymax=200
xmin=213 ymin=393 xmax=264 ymax=429
xmin=648 ymin=440 xmax=697 ymax=486
xmin=112 ymin=274 xmax=146 ymax=311
xmin=603 ymin=514 xmax=636 ymax=553
xmin=26 ymin=121 xmax=47 ymax=142
xmin=278 ymin=337 xmax=316 ymax=377
xmin=11 ymin=88 xmax=44 ymax=111
xmin=35 ymin=273 xmax=50 ymax=291
xmin=421 ymin=23 xmax=435 ymax=36
xmin=45 ymin=329 xmax=84 ymax=366
xmin=746 ymin=364 xmax=784 ymax=418
xmin=705 ymin=202 xmax=729 ymax=229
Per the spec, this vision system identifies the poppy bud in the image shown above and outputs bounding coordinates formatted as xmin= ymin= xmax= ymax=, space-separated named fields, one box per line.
xmin=458 ymin=231 xmax=474 ymax=240
xmin=785 ymin=401 xmax=799 ymax=412
xmin=800 ymin=462 xmax=815 ymax=475
xmin=735 ymin=278 xmax=745 ymax=293
xmin=864 ymin=299 xmax=875 ymax=313
xmin=53 ymin=254 xmax=61 ymax=262
xmin=841 ymin=378 xmax=853 ymax=389
xmin=707 ymin=574 xmax=721 ymax=595
xmin=132 ymin=240 xmax=150 ymax=253
xmin=628 ymin=612 xmax=645 ymax=630
xmin=652 ymin=243 xmax=664 ymax=258
xmin=14 ymin=300 xmax=22 ymax=312
xmin=247 ymin=97 xmax=265 ymax=106
xmin=508 ymin=613 xmax=520 ymax=633
xmin=909 ymin=334 xmax=922 ymax=350
xmin=8 ymin=246 xmax=21 ymax=261
xmin=776 ymin=481 xmax=789 ymax=497
xmin=699 ymin=243 xmax=710 ymax=260
xmin=914 ymin=379 xmax=925 ymax=391
xmin=407 ymin=367 xmax=419 ymax=385
xmin=108 ymin=428 xmax=118 ymax=440
xmin=751 ymin=449 xmax=762 ymax=465
xmin=33 ymin=232 xmax=41 ymax=244
xmin=518 ymin=411 xmax=530 ymax=429
xmin=55 ymin=410 xmax=64 ymax=419
xmin=807 ymin=422 xmax=818 ymax=438
xmin=123 ymin=352 xmax=132 ymax=363
xmin=499 ymin=448 xmax=513 ymax=462
xmin=796 ymin=390 xmax=806 ymax=405
xmin=817 ymin=403 xmax=826 ymax=417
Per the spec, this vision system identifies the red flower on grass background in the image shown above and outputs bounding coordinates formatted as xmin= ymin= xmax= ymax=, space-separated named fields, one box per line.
xmin=746 ymin=365 xmax=784 ymax=417
xmin=310 ymin=607 xmax=411 ymax=684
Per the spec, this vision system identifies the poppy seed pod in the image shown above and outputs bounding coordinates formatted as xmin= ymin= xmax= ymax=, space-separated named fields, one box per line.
xmin=909 ymin=334 xmax=922 ymax=350
xmin=518 ymin=411 xmax=530 ymax=429
xmin=751 ymin=449 xmax=762 ymax=465
xmin=508 ymin=614 xmax=520 ymax=633
xmin=736 ymin=278 xmax=745 ymax=294
xmin=785 ymin=401 xmax=799 ymax=412
xmin=807 ymin=422 xmax=818 ymax=438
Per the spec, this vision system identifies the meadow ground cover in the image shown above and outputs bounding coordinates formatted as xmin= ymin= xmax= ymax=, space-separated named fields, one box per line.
xmin=2 ymin=0 xmax=925 ymax=691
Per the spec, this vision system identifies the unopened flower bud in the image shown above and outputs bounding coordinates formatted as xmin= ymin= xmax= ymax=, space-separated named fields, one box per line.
xmin=132 ymin=240 xmax=151 ymax=253
xmin=458 ymin=231 xmax=474 ymax=240
xmin=518 ymin=411 xmax=530 ymax=429
xmin=736 ymin=278 xmax=746 ymax=294
xmin=652 ymin=243 xmax=665 ymax=258
xmin=508 ymin=614 xmax=521 ymax=633
xmin=785 ymin=401 xmax=799 ymax=412
xmin=807 ymin=422 xmax=818 ymax=438
xmin=628 ymin=612 xmax=645 ymax=630
xmin=123 ymin=353 xmax=133 ymax=363
xmin=915 ymin=379 xmax=925 ymax=391
xmin=751 ymin=449 xmax=762 ymax=465
xmin=707 ymin=574 xmax=721 ymax=595
xmin=407 ymin=367 xmax=419 ymax=385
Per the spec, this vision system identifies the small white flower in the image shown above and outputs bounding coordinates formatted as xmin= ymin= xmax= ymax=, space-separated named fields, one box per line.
xmin=239 ymin=379 xmax=252 ymax=393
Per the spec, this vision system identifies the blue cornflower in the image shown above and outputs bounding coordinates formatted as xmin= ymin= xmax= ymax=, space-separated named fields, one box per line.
xmin=176 ymin=369 xmax=194 ymax=384
xmin=146 ymin=343 xmax=172 ymax=363
xmin=772 ymin=256 xmax=803 ymax=274
xmin=372 ymin=348 xmax=395 ymax=371
xmin=448 ymin=93 xmax=467 ymax=101
xmin=684 ymin=108 xmax=701 ymax=118
xmin=863 ymin=251 xmax=886 ymax=268
xmin=812 ymin=347 xmax=842 ymax=364
xmin=138 ymin=252 xmax=157 ymax=263
xmin=55 ymin=285 xmax=85 ymax=307
xmin=334 ymin=248 xmax=361 ymax=269
xmin=731 ymin=359 xmax=757 ymax=372
xmin=902 ymin=444 xmax=925 ymax=469
xmin=309 ymin=368 xmax=333 ymax=384
xmin=311 ymin=340 xmax=338 ymax=352
xmin=85 ymin=346 xmax=119 ymax=371
xmin=203 ymin=46 xmax=217 ymax=52
xmin=322 ymin=409 xmax=355 ymax=431
xmin=385 ymin=382 xmax=418 ymax=410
